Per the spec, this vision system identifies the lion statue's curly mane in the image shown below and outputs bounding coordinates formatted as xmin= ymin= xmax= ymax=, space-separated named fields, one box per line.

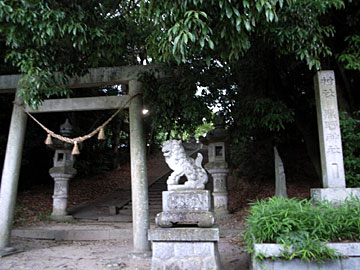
xmin=162 ymin=140 xmax=208 ymax=190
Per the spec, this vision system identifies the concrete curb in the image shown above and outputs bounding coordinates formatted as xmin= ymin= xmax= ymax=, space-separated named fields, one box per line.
xmin=12 ymin=228 xmax=132 ymax=241
xmin=252 ymin=243 xmax=360 ymax=270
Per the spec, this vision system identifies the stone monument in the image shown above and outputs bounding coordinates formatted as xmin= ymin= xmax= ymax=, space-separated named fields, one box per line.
xmin=274 ymin=146 xmax=287 ymax=198
xmin=202 ymin=115 xmax=230 ymax=217
xmin=311 ymin=71 xmax=360 ymax=201
xmin=48 ymin=119 xmax=77 ymax=221
xmin=149 ymin=140 xmax=221 ymax=270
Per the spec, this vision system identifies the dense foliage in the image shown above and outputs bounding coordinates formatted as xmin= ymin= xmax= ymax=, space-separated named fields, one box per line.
xmin=0 ymin=0 xmax=359 ymax=186
xmin=340 ymin=111 xmax=360 ymax=187
xmin=244 ymin=197 xmax=360 ymax=262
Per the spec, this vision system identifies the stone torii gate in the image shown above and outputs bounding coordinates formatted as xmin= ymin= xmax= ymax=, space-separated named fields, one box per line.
xmin=0 ymin=65 xmax=166 ymax=257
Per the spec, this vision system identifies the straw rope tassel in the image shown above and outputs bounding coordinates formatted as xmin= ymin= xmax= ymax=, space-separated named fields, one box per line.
xmin=45 ymin=134 xmax=53 ymax=145
xmin=72 ymin=141 xmax=80 ymax=155
xmin=97 ymin=127 xmax=106 ymax=140
xmin=13 ymin=93 xmax=141 ymax=156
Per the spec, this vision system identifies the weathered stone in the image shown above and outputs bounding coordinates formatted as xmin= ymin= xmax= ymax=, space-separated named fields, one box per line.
xmin=314 ymin=70 xmax=346 ymax=188
xmin=162 ymin=140 xmax=208 ymax=190
xmin=274 ymin=146 xmax=288 ymax=198
xmin=183 ymin=259 xmax=203 ymax=269
xmin=151 ymin=258 xmax=165 ymax=270
xmin=0 ymin=247 xmax=22 ymax=258
xmin=341 ymin=257 xmax=360 ymax=270
xmin=0 ymin=90 xmax=27 ymax=249
xmin=49 ymin=148 xmax=77 ymax=221
xmin=194 ymin=242 xmax=213 ymax=257
xmin=212 ymin=192 xmax=228 ymax=214
xmin=162 ymin=190 xmax=211 ymax=212
xmin=129 ymin=80 xmax=150 ymax=255
xmin=153 ymin=242 xmax=174 ymax=260
xmin=272 ymin=260 xmax=309 ymax=270
xmin=252 ymin=243 xmax=360 ymax=270
xmin=207 ymin=142 xmax=227 ymax=163
xmin=311 ymin=187 xmax=360 ymax=202
xmin=203 ymin=121 xmax=230 ymax=216
xmin=174 ymin=243 xmax=194 ymax=258
xmin=27 ymin=96 xmax=131 ymax=113
xmin=156 ymin=211 xmax=215 ymax=228
xmin=150 ymin=241 xmax=221 ymax=270
xmin=164 ymin=261 xmax=182 ymax=270
xmin=206 ymin=164 xmax=230 ymax=216
xmin=0 ymin=64 xmax=171 ymax=92
xmin=149 ymin=227 xmax=220 ymax=242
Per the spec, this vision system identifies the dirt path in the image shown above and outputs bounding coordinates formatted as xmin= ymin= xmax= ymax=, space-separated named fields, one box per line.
xmin=1 ymin=226 xmax=249 ymax=270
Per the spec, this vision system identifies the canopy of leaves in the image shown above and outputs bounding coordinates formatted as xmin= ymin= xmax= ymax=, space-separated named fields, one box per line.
xmin=141 ymin=0 xmax=346 ymax=69
xmin=0 ymin=0 xmax=144 ymax=106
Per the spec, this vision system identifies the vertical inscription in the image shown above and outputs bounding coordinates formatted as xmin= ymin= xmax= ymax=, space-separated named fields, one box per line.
xmin=315 ymin=71 xmax=346 ymax=188
xmin=332 ymin=163 xmax=339 ymax=179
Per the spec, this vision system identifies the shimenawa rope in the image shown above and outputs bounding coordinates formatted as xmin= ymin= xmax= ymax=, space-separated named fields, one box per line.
xmin=13 ymin=93 xmax=141 ymax=155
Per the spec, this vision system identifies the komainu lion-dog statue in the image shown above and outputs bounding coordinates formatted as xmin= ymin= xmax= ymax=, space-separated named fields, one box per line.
xmin=162 ymin=140 xmax=208 ymax=190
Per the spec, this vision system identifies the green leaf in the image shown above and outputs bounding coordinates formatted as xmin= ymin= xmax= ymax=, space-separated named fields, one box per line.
xmin=225 ymin=5 xmax=233 ymax=19
xmin=199 ymin=37 xmax=205 ymax=48
xmin=208 ymin=39 xmax=214 ymax=50
xmin=244 ymin=20 xmax=251 ymax=31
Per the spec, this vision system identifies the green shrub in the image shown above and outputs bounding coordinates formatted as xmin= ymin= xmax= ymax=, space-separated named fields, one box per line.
xmin=243 ymin=197 xmax=360 ymax=262
xmin=340 ymin=111 xmax=360 ymax=187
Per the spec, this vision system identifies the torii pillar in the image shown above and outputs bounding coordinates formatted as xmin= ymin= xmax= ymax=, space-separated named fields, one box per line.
xmin=129 ymin=80 xmax=151 ymax=257
xmin=0 ymin=89 xmax=28 ymax=256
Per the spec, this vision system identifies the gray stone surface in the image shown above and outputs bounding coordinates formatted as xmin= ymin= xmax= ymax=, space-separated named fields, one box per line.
xmin=129 ymin=80 xmax=151 ymax=254
xmin=0 ymin=247 xmax=22 ymax=258
xmin=314 ymin=70 xmax=346 ymax=188
xmin=27 ymin=95 xmax=131 ymax=113
xmin=49 ymin=146 xmax=77 ymax=220
xmin=0 ymin=90 xmax=28 ymax=249
xmin=162 ymin=190 xmax=211 ymax=212
xmin=151 ymin=241 xmax=221 ymax=270
xmin=162 ymin=140 xmax=208 ymax=190
xmin=252 ymin=243 xmax=360 ymax=270
xmin=0 ymin=64 xmax=170 ymax=92
xmin=311 ymin=187 xmax=360 ymax=202
xmin=341 ymin=257 xmax=360 ymax=269
xmin=252 ymin=257 xmax=350 ymax=270
xmin=274 ymin=146 xmax=288 ymax=198
xmin=205 ymin=134 xmax=230 ymax=216
xmin=156 ymin=211 xmax=215 ymax=228
xmin=149 ymin=227 xmax=220 ymax=242
xmin=12 ymin=228 xmax=132 ymax=241
xmin=157 ymin=190 xmax=215 ymax=227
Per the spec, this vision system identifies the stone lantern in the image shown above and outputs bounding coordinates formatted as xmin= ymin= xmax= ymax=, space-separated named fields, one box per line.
xmin=48 ymin=119 xmax=77 ymax=221
xmin=203 ymin=115 xmax=230 ymax=217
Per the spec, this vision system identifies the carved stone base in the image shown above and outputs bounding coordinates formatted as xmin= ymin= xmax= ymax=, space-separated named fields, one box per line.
xmin=162 ymin=190 xmax=211 ymax=211
xmin=156 ymin=211 xmax=215 ymax=228
xmin=213 ymin=192 xmax=229 ymax=215
xmin=156 ymin=190 xmax=215 ymax=227
xmin=149 ymin=227 xmax=221 ymax=270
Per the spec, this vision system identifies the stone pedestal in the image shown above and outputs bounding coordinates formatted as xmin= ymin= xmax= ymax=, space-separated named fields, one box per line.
xmin=156 ymin=190 xmax=215 ymax=228
xmin=150 ymin=140 xmax=221 ymax=269
xmin=149 ymin=227 xmax=221 ymax=270
xmin=206 ymin=165 xmax=230 ymax=217
xmin=49 ymin=167 xmax=76 ymax=221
